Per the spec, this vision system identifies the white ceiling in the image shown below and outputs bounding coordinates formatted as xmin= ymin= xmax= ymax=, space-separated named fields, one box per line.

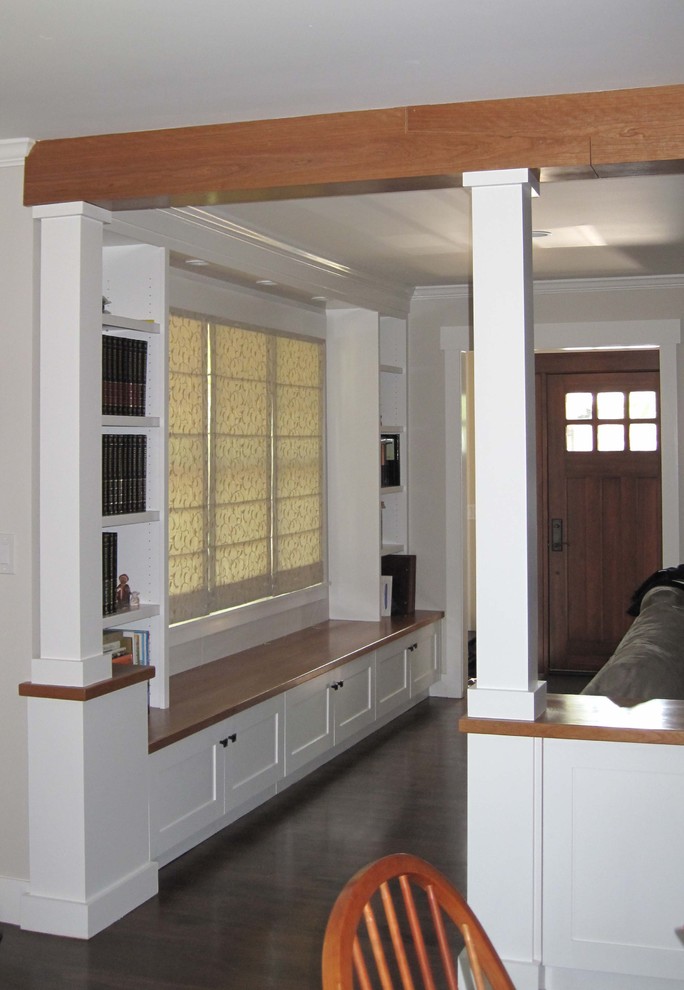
xmin=2 ymin=0 xmax=683 ymax=287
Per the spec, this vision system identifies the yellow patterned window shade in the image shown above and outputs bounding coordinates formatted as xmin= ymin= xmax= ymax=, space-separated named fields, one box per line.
xmin=169 ymin=312 xmax=325 ymax=623
xmin=168 ymin=314 xmax=209 ymax=623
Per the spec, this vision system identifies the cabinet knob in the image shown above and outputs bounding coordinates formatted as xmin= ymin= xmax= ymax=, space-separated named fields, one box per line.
xmin=408 ymin=643 xmax=418 ymax=652
xmin=330 ymin=680 xmax=344 ymax=691
xmin=219 ymin=733 xmax=237 ymax=747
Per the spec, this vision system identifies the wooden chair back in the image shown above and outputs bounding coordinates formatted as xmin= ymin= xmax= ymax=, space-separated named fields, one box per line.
xmin=322 ymin=853 xmax=515 ymax=990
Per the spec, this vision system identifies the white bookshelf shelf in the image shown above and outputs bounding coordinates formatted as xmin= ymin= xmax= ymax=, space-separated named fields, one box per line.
xmin=102 ymin=603 xmax=160 ymax=629
xmin=102 ymin=314 xmax=160 ymax=334
xmin=102 ymin=510 xmax=160 ymax=526
xmin=102 ymin=415 xmax=160 ymax=428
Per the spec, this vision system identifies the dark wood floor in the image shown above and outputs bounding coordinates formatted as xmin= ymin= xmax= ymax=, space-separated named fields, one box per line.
xmin=0 ymin=697 xmax=468 ymax=989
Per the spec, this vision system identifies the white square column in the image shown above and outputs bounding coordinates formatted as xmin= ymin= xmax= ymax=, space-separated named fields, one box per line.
xmin=33 ymin=202 xmax=113 ymax=687
xmin=463 ymin=170 xmax=546 ymax=720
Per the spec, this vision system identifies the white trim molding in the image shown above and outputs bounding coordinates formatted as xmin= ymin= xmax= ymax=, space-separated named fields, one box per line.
xmin=0 ymin=138 xmax=35 ymax=167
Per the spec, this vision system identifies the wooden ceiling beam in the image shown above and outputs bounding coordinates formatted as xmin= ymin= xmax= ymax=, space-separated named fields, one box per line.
xmin=23 ymin=84 xmax=684 ymax=210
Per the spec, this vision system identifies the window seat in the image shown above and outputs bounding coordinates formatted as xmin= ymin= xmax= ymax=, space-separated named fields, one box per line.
xmin=148 ymin=609 xmax=444 ymax=753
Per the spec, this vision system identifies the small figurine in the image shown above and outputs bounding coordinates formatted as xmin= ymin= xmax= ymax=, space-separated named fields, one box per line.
xmin=116 ymin=573 xmax=131 ymax=608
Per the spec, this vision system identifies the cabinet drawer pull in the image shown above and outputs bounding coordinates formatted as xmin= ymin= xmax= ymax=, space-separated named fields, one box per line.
xmin=219 ymin=733 xmax=237 ymax=747
xmin=330 ymin=680 xmax=344 ymax=691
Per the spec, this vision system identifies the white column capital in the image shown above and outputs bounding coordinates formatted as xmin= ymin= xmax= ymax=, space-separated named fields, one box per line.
xmin=463 ymin=168 xmax=540 ymax=196
xmin=33 ymin=201 xmax=112 ymax=224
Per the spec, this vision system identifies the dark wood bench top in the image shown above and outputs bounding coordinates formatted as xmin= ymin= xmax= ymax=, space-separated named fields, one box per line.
xmin=148 ymin=610 xmax=443 ymax=752
xmin=460 ymin=692 xmax=684 ymax=745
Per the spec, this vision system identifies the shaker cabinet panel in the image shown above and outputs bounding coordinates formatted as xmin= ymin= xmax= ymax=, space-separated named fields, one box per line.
xmin=332 ymin=652 xmax=376 ymax=745
xmin=284 ymin=675 xmax=334 ymax=776
xmin=376 ymin=640 xmax=411 ymax=719
xmin=410 ymin=629 xmax=439 ymax=696
xmin=222 ymin=696 xmax=284 ymax=814
xmin=149 ymin=728 xmax=223 ymax=859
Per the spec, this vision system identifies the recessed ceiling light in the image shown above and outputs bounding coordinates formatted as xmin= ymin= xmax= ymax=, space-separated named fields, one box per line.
xmin=185 ymin=258 xmax=209 ymax=266
xmin=311 ymin=296 xmax=327 ymax=302
xmin=532 ymin=230 xmax=551 ymax=238
xmin=256 ymin=278 xmax=278 ymax=286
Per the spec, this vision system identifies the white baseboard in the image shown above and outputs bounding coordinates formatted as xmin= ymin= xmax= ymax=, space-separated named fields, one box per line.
xmin=0 ymin=875 xmax=29 ymax=925
xmin=20 ymin=861 xmax=158 ymax=939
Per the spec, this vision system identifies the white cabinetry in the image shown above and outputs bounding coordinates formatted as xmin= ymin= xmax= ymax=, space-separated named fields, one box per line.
xmin=284 ymin=652 xmax=375 ymax=778
xmin=376 ymin=625 xmax=440 ymax=723
xmin=149 ymin=619 xmax=441 ymax=866
xmin=542 ymin=738 xmax=684 ymax=984
xmin=376 ymin=638 xmax=411 ymax=720
xmin=150 ymin=695 xmax=284 ymax=864
xmin=409 ymin=624 xmax=440 ymax=695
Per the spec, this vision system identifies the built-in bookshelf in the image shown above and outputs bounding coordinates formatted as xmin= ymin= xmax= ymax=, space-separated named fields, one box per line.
xmin=101 ymin=240 xmax=169 ymax=707
xmin=379 ymin=316 xmax=408 ymax=556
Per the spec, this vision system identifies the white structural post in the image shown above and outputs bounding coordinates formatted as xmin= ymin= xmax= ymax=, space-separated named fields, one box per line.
xmin=33 ymin=202 xmax=113 ymax=688
xmin=463 ymin=169 xmax=546 ymax=720
xmin=21 ymin=202 xmax=158 ymax=938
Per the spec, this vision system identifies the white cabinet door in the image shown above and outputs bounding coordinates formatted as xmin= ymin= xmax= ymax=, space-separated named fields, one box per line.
xmin=376 ymin=638 xmax=411 ymax=720
xmin=332 ymin=652 xmax=376 ymax=745
xmin=409 ymin=627 xmax=439 ymax=696
xmin=222 ymin=695 xmax=284 ymax=817
xmin=284 ymin=652 xmax=376 ymax=775
xmin=149 ymin=727 xmax=224 ymax=860
xmin=542 ymin=738 xmax=684 ymax=982
xmin=284 ymin=674 xmax=334 ymax=776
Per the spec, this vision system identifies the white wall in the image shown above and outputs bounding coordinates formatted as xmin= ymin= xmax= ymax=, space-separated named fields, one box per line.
xmin=409 ymin=288 xmax=471 ymax=615
xmin=0 ymin=152 xmax=36 ymax=914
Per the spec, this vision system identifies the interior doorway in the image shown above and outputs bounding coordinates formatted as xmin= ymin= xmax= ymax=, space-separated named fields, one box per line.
xmin=536 ymin=350 xmax=662 ymax=675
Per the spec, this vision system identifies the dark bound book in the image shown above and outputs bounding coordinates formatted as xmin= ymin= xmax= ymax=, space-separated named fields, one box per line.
xmin=381 ymin=553 xmax=416 ymax=616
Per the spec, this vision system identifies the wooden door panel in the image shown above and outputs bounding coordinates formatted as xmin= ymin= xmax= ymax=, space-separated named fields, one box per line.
xmin=540 ymin=356 xmax=661 ymax=674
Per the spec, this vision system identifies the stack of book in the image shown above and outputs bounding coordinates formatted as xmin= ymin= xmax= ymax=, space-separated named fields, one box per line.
xmin=103 ymin=627 xmax=150 ymax=666
xmin=102 ymin=531 xmax=118 ymax=616
xmin=102 ymin=434 xmax=147 ymax=515
xmin=102 ymin=335 xmax=148 ymax=416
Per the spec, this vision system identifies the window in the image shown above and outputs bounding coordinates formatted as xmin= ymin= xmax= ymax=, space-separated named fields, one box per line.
xmin=168 ymin=311 xmax=325 ymax=624
xmin=564 ymin=389 xmax=658 ymax=453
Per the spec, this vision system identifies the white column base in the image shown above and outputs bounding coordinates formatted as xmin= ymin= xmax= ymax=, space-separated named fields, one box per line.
xmin=0 ymin=875 xmax=29 ymax=926
xmin=467 ymin=680 xmax=547 ymax=720
xmin=21 ymin=861 xmax=158 ymax=939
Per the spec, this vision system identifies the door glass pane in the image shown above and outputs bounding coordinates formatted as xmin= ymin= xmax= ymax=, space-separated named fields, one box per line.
xmin=629 ymin=423 xmax=658 ymax=451
xmin=597 ymin=424 xmax=625 ymax=451
xmin=596 ymin=391 xmax=625 ymax=420
xmin=628 ymin=390 xmax=656 ymax=420
xmin=566 ymin=424 xmax=593 ymax=451
xmin=565 ymin=392 xmax=593 ymax=420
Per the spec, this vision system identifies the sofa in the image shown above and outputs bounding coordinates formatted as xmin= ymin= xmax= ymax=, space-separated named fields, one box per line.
xmin=581 ymin=583 xmax=684 ymax=702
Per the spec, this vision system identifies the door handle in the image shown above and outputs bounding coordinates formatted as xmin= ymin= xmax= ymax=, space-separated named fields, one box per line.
xmin=551 ymin=518 xmax=564 ymax=552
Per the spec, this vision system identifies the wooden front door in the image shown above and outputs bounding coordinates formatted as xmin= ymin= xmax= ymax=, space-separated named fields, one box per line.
xmin=537 ymin=352 xmax=661 ymax=674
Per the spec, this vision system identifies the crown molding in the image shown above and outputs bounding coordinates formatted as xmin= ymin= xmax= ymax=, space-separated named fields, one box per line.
xmin=534 ymin=273 xmax=684 ymax=294
xmin=0 ymin=138 xmax=35 ymax=167
xmin=109 ymin=206 xmax=413 ymax=318
xmin=413 ymin=273 xmax=684 ymax=301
